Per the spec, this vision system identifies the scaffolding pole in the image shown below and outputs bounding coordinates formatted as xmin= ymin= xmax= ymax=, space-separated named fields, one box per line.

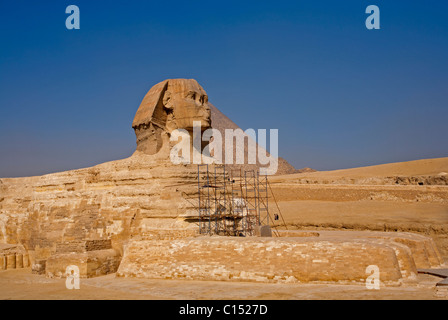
xmin=196 ymin=164 xmax=283 ymax=237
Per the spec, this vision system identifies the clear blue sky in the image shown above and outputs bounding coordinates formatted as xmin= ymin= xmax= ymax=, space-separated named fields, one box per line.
xmin=1 ymin=0 xmax=447 ymax=177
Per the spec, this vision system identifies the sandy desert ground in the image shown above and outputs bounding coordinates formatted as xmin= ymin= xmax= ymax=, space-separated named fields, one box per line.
xmin=0 ymin=268 xmax=444 ymax=300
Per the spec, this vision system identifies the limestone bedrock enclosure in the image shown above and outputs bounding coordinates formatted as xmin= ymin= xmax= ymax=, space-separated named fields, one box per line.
xmin=0 ymin=78 xmax=442 ymax=286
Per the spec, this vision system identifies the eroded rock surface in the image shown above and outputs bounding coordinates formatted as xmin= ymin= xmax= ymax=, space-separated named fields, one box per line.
xmin=117 ymin=231 xmax=444 ymax=286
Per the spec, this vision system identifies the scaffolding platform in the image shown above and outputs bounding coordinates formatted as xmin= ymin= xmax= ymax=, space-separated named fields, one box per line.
xmin=196 ymin=164 xmax=283 ymax=236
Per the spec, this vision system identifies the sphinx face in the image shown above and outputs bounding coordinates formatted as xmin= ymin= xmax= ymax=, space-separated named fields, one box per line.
xmin=132 ymin=79 xmax=212 ymax=156
xmin=164 ymin=80 xmax=211 ymax=133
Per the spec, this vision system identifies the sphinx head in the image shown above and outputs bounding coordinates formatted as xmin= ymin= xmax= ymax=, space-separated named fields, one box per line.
xmin=132 ymin=79 xmax=211 ymax=155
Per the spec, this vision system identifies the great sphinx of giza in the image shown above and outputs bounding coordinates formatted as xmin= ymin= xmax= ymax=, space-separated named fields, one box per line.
xmin=0 ymin=79 xmax=444 ymax=286
xmin=0 ymin=79 xmax=295 ymax=277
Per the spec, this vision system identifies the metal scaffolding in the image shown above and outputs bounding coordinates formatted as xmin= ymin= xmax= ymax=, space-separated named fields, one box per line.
xmin=197 ymin=164 xmax=279 ymax=236
xmin=197 ymin=164 xmax=227 ymax=235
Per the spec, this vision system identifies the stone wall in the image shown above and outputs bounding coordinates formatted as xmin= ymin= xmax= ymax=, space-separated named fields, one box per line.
xmin=45 ymin=249 xmax=121 ymax=278
xmin=117 ymin=232 xmax=444 ymax=286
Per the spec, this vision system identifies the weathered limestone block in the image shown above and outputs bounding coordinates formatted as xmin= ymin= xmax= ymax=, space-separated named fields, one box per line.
xmin=140 ymin=228 xmax=198 ymax=240
xmin=15 ymin=253 xmax=23 ymax=268
xmin=354 ymin=231 xmax=443 ymax=268
xmin=278 ymin=230 xmax=444 ymax=270
xmin=32 ymin=259 xmax=46 ymax=275
xmin=46 ymin=249 xmax=121 ymax=278
xmin=55 ymin=240 xmax=112 ymax=254
xmin=6 ymin=254 xmax=16 ymax=269
xmin=391 ymin=236 xmax=444 ymax=268
xmin=0 ymin=255 xmax=6 ymax=270
xmin=137 ymin=218 xmax=199 ymax=241
xmin=382 ymin=241 xmax=417 ymax=280
xmin=23 ymin=254 xmax=29 ymax=268
xmin=117 ymin=237 xmax=420 ymax=286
